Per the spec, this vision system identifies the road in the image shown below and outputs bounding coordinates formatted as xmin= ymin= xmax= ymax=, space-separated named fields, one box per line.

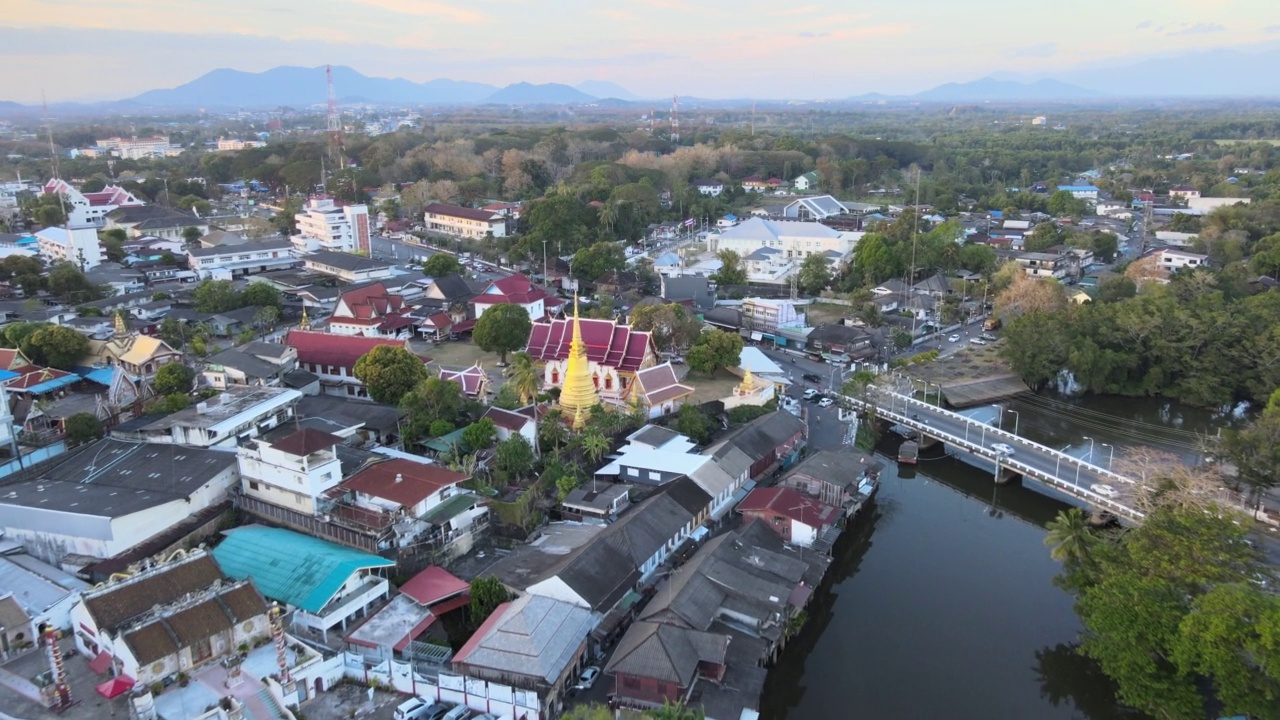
xmin=860 ymin=388 xmax=1141 ymax=519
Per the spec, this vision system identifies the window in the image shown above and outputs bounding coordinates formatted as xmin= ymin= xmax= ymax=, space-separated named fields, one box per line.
xmin=249 ymin=481 xmax=260 ymax=491
xmin=648 ymin=471 xmax=661 ymax=481
xmin=627 ymin=467 xmax=639 ymax=477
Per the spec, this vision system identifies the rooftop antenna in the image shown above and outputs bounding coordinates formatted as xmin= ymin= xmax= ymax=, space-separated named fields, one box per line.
xmin=671 ymin=95 xmax=679 ymax=144
xmin=42 ymin=91 xmax=68 ymax=223
xmin=326 ymin=65 xmax=345 ymax=170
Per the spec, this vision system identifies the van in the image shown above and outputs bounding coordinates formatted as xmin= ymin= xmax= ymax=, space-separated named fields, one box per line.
xmin=983 ymin=317 xmax=1002 ymax=331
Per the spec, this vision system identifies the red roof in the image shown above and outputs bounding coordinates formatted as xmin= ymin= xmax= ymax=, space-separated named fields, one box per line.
xmin=0 ymin=349 xmax=27 ymax=370
xmin=481 ymin=406 xmax=533 ymax=432
xmin=5 ymin=365 xmax=74 ymax=391
xmin=270 ymin=428 xmax=342 ymax=456
xmin=334 ymin=282 xmax=408 ymax=322
xmin=737 ymin=486 xmax=839 ymax=529
xmin=471 ymin=274 xmax=549 ymax=307
xmin=400 ymin=566 xmax=469 ymax=606
xmin=284 ymin=330 xmax=413 ymax=370
xmin=341 ymin=459 xmax=470 ymax=508
xmin=421 ymin=312 xmax=453 ymax=331
xmin=425 ymin=203 xmax=501 ymax=223
xmin=525 ymin=317 xmax=654 ymax=373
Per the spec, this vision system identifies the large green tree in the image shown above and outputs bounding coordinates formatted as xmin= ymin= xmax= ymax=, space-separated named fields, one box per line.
xmin=401 ymin=377 xmax=466 ymax=447
xmin=686 ymin=328 xmax=743 ymax=374
xmin=468 ymin=576 xmax=510 ymax=626
xmin=796 ymin=253 xmax=832 ymax=295
xmin=711 ymin=249 xmax=747 ymax=287
xmin=239 ymin=283 xmax=281 ymax=308
xmin=353 ymin=345 xmax=430 ymax=404
xmin=193 ymin=280 xmax=240 ymax=313
xmin=153 ymin=363 xmax=195 ymax=396
xmin=473 ymin=303 xmax=533 ymax=364
xmin=23 ymin=324 xmax=89 ymax=369
xmin=422 ymin=253 xmax=463 ymax=277
xmin=630 ymin=303 xmax=703 ymax=352
xmin=572 ymin=241 xmax=626 ymax=282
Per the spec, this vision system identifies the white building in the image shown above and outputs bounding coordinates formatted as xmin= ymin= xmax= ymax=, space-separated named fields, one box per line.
xmin=710 ymin=217 xmax=860 ymax=263
xmin=1159 ymin=248 xmax=1209 ymax=271
xmin=89 ymin=136 xmax=174 ymax=159
xmin=793 ymin=172 xmax=819 ymax=192
xmin=1056 ymin=185 xmax=1100 ymax=201
xmin=0 ymin=553 xmax=88 ymax=644
xmin=111 ymin=386 xmax=301 ymax=448
xmin=783 ymin=195 xmax=848 ymax=221
xmin=187 ymin=240 xmax=297 ymax=279
xmin=1187 ymin=196 xmax=1251 ymax=214
xmin=424 ymin=203 xmax=507 ymax=239
xmin=693 ymin=179 xmax=724 ymax=197
xmin=35 ymin=204 xmax=106 ymax=270
xmin=301 ymin=251 xmax=394 ymax=283
xmin=42 ymin=179 xmax=145 ymax=227
xmin=238 ymin=427 xmax=345 ymax=516
xmin=1014 ymin=251 xmax=1071 ymax=279
xmin=470 ymin=273 xmax=548 ymax=321
xmin=292 ymin=197 xmax=371 ymax=253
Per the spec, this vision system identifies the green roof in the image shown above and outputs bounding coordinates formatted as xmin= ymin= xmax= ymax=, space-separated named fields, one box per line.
xmin=212 ymin=526 xmax=394 ymax=614
xmin=422 ymin=492 xmax=481 ymax=525
xmin=424 ymin=427 xmax=467 ymax=454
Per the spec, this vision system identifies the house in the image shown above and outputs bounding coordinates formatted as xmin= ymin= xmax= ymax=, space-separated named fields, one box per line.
xmin=424 ymin=203 xmax=507 ymax=239
xmin=237 ymin=427 xmax=345 ymax=516
xmin=212 ymin=525 xmax=395 ymax=642
xmin=704 ymin=410 xmax=806 ymax=482
xmin=625 ymin=362 xmax=694 ymax=418
xmin=693 ymin=179 xmax=724 ymax=197
xmin=42 ymin=179 xmax=144 ymax=227
xmin=480 ymin=201 xmax=522 ymax=221
xmin=740 ymin=297 xmax=805 ymax=339
xmin=1169 ymin=185 xmax=1200 ymax=201
xmin=418 ymin=273 xmax=484 ymax=323
xmin=481 ymin=406 xmax=537 ymax=445
xmin=203 ymin=342 xmax=298 ymax=388
xmin=0 ymin=553 xmax=89 ymax=649
xmin=345 ymin=565 xmax=470 ymax=662
xmin=1056 ymin=185 xmax=1099 ymax=201
xmin=451 ymin=594 xmax=597 ymax=718
xmin=69 ymin=551 xmax=270 ymax=687
xmin=607 ymin=622 xmax=730 ymax=712
xmin=805 ymin=323 xmax=873 ymax=359
xmin=559 ymin=482 xmax=633 ymax=523
xmin=737 ymin=486 xmax=840 ymax=548
xmin=0 ymin=438 xmax=238 ymax=566
xmin=1159 ymin=248 xmax=1210 ymax=271
xmin=1014 ymin=250 xmax=1071 ymax=279
xmin=291 ymin=197 xmax=371 ymax=254
xmin=294 ymin=394 xmax=405 ymax=447
xmin=911 ymin=273 xmax=952 ymax=298
xmin=793 ymin=171 xmax=819 ymax=192
xmin=439 ymin=363 xmax=491 ymax=399
xmin=471 ymin=274 xmax=549 ymax=321
xmin=596 ymin=436 xmax=742 ymax=522
xmin=284 ymin=330 xmax=423 ymax=400
xmin=187 ymin=240 xmax=297 ymax=279
xmin=105 ymin=205 xmax=199 ymax=237
xmin=525 ymin=313 xmax=657 ymax=403
xmin=111 ymin=386 xmax=301 ymax=447
xmin=302 ymin=251 xmax=393 ymax=283
xmin=328 ymin=282 xmax=417 ymax=338
xmin=35 ymin=206 xmax=106 ymax=270
xmin=780 ymin=449 xmax=882 ymax=517
xmin=782 ymin=195 xmax=848 ymax=221
xmin=740 ymin=176 xmax=770 ymax=193
xmin=710 ymin=217 xmax=860 ymax=265
xmin=338 ymin=457 xmax=487 ymax=550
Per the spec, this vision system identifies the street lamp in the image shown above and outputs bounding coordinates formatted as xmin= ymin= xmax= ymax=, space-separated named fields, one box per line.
xmin=1102 ymin=443 xmax=1115 ymax=470
xmin=1083 ymin=436 xmax=1095 ymax=463
xmin=1006 ymin=409 xmax=1020 ymax=436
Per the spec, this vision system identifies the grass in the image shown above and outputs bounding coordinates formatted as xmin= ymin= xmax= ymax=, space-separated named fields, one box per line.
xmin=910 ymin=341 xmax=1014 ymax=385
xmin=683 ymin=367 xmax=748 ymax=405
xmin=413 ymin=339 xmax=500 ymax=369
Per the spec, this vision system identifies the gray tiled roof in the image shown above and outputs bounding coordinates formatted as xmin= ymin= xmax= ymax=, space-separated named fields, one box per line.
xmin=453 ymin=594 xmax=597 ymax=684
xmin=606 ymin=621 xmax=728 ymax=684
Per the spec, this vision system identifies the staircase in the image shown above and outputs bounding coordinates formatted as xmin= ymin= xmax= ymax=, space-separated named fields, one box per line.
xmin=246 ymin=687 xmax=287 ymax=720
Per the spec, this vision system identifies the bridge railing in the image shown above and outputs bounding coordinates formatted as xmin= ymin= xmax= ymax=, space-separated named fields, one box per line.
xmin=863 ymin=388 xmax=1135 ymax=485
xmin=842 ymin=392 xmax=1145 ymax=520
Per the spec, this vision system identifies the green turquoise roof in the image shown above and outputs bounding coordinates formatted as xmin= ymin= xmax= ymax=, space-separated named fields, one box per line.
xmin=212 ymin=526 xmax=394 ymax=614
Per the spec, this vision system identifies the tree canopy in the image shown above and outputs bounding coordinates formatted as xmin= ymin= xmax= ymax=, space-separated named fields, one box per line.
xmin=686 ymin=328 xmax=743 ymax=374
xmin=629 ymin=303 xmax=703 ymax=352
xmin=23 ymin=324 xmax=89 ymax=369
xmin=422 ymin=253 xmax=463 ymax=277
xmin=473 ymin=303 xmax=533 ymax=364
xmin=353 ymin=345 xmax=430 ymax=404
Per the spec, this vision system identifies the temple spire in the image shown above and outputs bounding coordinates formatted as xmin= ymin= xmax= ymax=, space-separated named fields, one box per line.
xmin=299 ymin=306 xmax=311 ymax=331
xmin=558 ymin=295 xmax=598 ymax=429
xmin=113 ymin=310 xmax=128 ymax=338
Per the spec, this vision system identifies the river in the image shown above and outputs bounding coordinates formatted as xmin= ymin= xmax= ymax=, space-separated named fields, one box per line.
xmin=759 ymin=393 xmax=1238 ymax=720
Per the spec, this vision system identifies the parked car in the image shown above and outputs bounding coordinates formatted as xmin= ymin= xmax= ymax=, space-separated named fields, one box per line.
xmin=803 ymin=372 xmax=823 ymax=383
xmin=1091 ymin=483 xmax=1118 ymax=498
xmin=969 ymin=338 xmax=987 ymax=346
xmin=991 ymin=443 xmax=1016 ymax=455
xmin=979 ymin=333 xmax=997 ymax=342
xmin=803 ymin=388 xmax=819 ymax=400
xmin=394 ymin=698 xmax=428 ymax=720
xmin=574 ymin=666 xmax=601 ymax=691
xmin=808 ymin=393 xmax=826 ymax=404
xmin=442 ymin=706 xmax=472 ymax=720
xmin=947 ymin=334 xmax=961 ymax=343
xmin=818 ymin=398 xmax=835 ymax=408
xmin=422 ymin=705 xmax=454 ymax=720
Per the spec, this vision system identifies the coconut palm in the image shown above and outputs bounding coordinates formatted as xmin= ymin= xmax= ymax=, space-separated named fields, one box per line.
xmin=581 ymin=432 xmax=610 ymax=465
xmin=597 ymin=202 xmax=617 ymax=236
xmin=539 ymin=409 xmax=567 ymax=456
xmin=1044 ymin=508 xmax=1096 ymax=565
xmin=507 ymin=352 xmax=541 ymax=405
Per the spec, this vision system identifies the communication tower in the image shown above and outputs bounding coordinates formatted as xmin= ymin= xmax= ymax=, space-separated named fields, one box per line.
xmin=671 ymin=95 xmax=679 ymax=144
xmin=326 ymin=65 xmax=345 ymax=169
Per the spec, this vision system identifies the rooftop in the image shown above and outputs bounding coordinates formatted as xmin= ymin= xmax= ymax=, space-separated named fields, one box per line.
xmin=188 ymin=240 xmax=293 ymax=258
xmin=124 ymin=386 xmax=300 ymax=432
xmin=303 ymin=251 xmax=393 ymax=274
xmin=452 ymin=594 xmax=598 ymax=685
xmin=399 ymin=566 xmax=469 ymax=606
xmin=342 ymin=458 xmax=469 ymax=509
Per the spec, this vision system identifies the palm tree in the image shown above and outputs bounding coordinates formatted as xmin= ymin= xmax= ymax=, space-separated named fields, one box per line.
xmin=597 ymin=202 xmax=617 ymax=237
xmin=1044 ymin=508 xmax=1096 ymax=565
xmin=647 ymin=701 xmax=705 ymax=720
xmin=539 ymin=409 xmax=567 ymax=456
xmin=508 ymin=352 xmax=541 ymax=405
xmin=581 ymin=432 xmax=610 ymax=465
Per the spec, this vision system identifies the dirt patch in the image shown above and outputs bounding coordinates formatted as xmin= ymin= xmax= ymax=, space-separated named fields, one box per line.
xmin=411 ymin=340 xmax=499 ymax=369
xmin=300 ymin=681 xmax=403 ymax=720
xmin=683 ymin=368 xmax=747 ymax=405
xmin=806 ymin=302 xmax=852 ymax=326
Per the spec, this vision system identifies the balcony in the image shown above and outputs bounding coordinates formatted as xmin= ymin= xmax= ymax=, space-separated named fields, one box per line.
xmin=312 ymin=576 xmax=388 ymax=624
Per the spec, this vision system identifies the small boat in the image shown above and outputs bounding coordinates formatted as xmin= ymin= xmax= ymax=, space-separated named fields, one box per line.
xmin=898 ymin=440 xmax=919 ymax=465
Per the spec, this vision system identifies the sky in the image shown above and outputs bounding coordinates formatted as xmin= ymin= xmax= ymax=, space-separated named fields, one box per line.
xmin=3 ymin=0 xmax=1280 ymax=103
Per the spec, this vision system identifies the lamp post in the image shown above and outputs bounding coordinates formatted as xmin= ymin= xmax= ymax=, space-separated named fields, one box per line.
xmin=541 ymin=238 xmax=549 ymax=289
xmin=1102 ymin=443 xmax=1114 ymax=471
xmin=1083 ymin=436 xmax=1095 ymax=463
xmin=1007 ymin=409 xmax=1020 ymax=436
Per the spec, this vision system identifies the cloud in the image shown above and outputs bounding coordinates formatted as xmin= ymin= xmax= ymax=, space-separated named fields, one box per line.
xmin=1265 ymin=24 xmax=1280 ymax=34
xmin=798 ymin=31 xmax=830 ymax=38
xmin=1006 ymin=42 xmax=1058 ymax=58
xmin=1135 ymin=20 xmax=1154 ymax=30
xmin=1166 ymin=22 xmax=1226 ymax=35
xmin=347 ymin=0 xmax=488 ymax=24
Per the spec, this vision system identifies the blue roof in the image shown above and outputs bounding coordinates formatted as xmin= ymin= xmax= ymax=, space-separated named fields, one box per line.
xmin=21 ymin=373 xmax=80 ymax=395
xmin=212 ymin=526 xmax=394 ymax=613
xmin=1057 ymin=185 xmax=1100 ymax=192
xmin=723 ymin=214 xmax=737 ymax=221
xmin=15 ymin=235 xmax=37 ymax=245
xmin=75 ymin=366 xmax=116 ymax=386
xmin=989 ymin=210 xmax=1003 ymax=218
xmin=0 ymin=370 xmax=16 ymax=382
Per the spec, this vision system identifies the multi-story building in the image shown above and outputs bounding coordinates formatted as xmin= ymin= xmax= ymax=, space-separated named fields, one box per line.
xmin=187 ymin=240 xmax=297 ymax=279
xmin=1158 ymin=248 xmax=1210 ymax=272
xmin=90 ymin=136 xmax=174 ymax=159
xmin=710 ymin=217 xmax=860 ymax=264
xmin=238 ymin=427 xmax=345 ymax=516
xmin=424 ymin=203 xmax=506 ymax=239
xmin=42 ymin=179 xmax=144 ymax=227
xmin=1056 ymin=185 xmax=1100 ymax=201
xmin=1014 ymin=250 xmax=1071 ymax=279
xmin=110 ymin=386 xmax=301 ymax=448
xmin=35 ymin=205 xmax=106 ymax=270
xmin=292 ymin=197 xmax=371 ymax=253
xmin=301 ymin=251 xmax=393 ymax=283
xmin=215 ymin=138 xmax=265 ymax=151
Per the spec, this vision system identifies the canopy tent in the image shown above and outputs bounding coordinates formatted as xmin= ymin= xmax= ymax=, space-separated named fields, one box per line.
xmin=95 ymin=675 xmax=135 ymax=699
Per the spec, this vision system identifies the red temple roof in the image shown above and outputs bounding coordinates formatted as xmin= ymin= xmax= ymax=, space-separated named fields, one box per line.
xmin=525 ymin=317 xmax=654 ymax=373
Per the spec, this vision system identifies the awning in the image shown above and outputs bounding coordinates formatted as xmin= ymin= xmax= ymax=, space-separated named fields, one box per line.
xmin=88 ymin=651 xmax=113 ymax=674
xmin=96 ymin=675 xmax=135 ymax=699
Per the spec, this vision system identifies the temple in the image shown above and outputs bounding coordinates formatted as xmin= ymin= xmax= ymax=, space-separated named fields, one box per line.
xmin=556 ymin=298 xmax=601 ymax=428
xmin=525 ymin=304 xmax=657 ymax=405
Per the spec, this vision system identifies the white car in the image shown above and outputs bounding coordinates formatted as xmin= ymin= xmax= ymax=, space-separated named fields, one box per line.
xmin=969 ymin=338 xmax=987 ymax=346
xmin=990 ymin=443 xmax=1015 ymax=455
xmin=803 ymin=388 xmax=819 ymax=400
xmin=574 ymin=666 xmax=601 ymax=691
xmin=1091 ymin=483 xmax=1118 ymax=498
xmin=818 ymin=398 xmax=835 ymax=408
xmin=948 ymin=334 xmax=961 ymax=343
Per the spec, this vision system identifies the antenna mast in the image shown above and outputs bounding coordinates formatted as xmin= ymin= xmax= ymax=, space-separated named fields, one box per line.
xmin=42 ymin=92 xmax=68 ymax=223
xmin=326 ymin=65 xmax=345 ymax=171
xmin=671 ymin=95 xmax=679 ymax=144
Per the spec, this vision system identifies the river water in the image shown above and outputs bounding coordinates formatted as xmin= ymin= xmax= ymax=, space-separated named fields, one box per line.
xmin=759 ymin=394 xmax=1237 ymax=720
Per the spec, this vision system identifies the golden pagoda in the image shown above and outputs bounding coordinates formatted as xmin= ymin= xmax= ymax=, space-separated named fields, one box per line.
xmin=737 ymin=368 xmax=755 ymax=394
xmin=299 ymin=307 xmax=311 ymax=330
xmin=558 ymin=296 xmax=599 ymax=429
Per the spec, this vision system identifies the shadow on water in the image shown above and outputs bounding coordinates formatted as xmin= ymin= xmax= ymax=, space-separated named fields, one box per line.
xmin=1034 ymin=643 xmax=1153 ymax=720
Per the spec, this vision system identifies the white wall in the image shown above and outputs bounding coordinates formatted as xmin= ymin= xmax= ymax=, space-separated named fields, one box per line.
xmin=525 ymin=576 xmax=590 ymax=608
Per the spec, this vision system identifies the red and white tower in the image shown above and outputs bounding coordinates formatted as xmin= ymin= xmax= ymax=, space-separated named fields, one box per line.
xmin=326 ymin=65 xmax=345 ymax=169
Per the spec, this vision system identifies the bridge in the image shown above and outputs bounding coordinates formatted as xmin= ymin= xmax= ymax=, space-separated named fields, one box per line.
xmin=843 ymin=387 xmax=1146 ymax=523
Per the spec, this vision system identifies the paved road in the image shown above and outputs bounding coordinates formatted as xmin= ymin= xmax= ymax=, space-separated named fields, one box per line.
xmin=862 ymin=388 xmax=1139 ymax=518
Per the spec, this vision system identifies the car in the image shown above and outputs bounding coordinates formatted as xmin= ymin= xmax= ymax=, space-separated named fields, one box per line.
xmin=574 ymin=666 xmax=601 ymax=691
xmin=817 ymin=398 xmax=835 ymax=408
xmin=803 ymin=372 xmax=823 ymax=384
xmin=1091 ymin=483 xmax=1118 ymax=498
xmin=969 ymin=338 xmax=987 ymax=346
xmin=990 ymin=443 xmax=1015 ymax=455
xmin=947 ymin=334 xmax=961 ymax=343
xmin=394 ymin=698 xmax=428 ymax=720
xmin=979 ymin=333 xmax=997 ymax=342
xmin=803 ymin=388 xmax=819 ymax=400
xmin=808 ymin=393 xmax=825 ymax=403
xmin=422 ymin=705 xmax=454 ymax=720
xmin=441 ymin=706 xmax=472 ymax=720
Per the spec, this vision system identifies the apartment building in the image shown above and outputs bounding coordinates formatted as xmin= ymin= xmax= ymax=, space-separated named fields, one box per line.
xmin=187 ymin=240 xmax=297 ymax=279
xmin=292 ymin=197 xmax=371 ymax=253
xmin=424 ymin=203 xmax=506 ymax=239
xmin=89 ymin=136 xmax=175 ymax=159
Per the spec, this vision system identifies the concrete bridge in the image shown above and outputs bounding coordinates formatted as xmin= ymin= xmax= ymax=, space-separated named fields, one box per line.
xmin=843 ymin=387 xmax=1146 ymax=523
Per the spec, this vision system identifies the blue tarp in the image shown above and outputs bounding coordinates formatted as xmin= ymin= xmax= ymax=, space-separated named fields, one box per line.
xmin=21 ymin=373 xmax=79 ymax=395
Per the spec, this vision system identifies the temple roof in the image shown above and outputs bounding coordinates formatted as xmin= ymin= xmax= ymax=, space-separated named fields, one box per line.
xmin=526 ymin=316 xmax=654 ymax=373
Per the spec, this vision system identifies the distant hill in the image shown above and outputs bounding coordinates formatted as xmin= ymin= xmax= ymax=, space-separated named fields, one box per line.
xmin=912 ymin=77 xmax=1102 ymax=102
xmin=129 ymin=66 xmax=497 ymax=108
xmin=576 ymin=80 xmax=639 ymax=101
xmin=484 ymin=82 xmax=596 ymax=105
xmin=1052 ymin=44 xmax=1280 ymax=97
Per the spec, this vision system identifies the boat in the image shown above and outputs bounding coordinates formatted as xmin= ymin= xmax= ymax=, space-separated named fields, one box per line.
xmin=898 ymin=440 xmax=919 ymax=465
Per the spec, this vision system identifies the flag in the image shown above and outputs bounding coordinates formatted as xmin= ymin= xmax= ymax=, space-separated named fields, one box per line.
xmin=683 ymin=218 xmax=695 ymax=227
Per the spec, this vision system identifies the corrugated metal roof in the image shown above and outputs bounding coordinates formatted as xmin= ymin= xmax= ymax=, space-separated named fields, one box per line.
xmin=211 ymin=526 xmax=393 ymax=614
